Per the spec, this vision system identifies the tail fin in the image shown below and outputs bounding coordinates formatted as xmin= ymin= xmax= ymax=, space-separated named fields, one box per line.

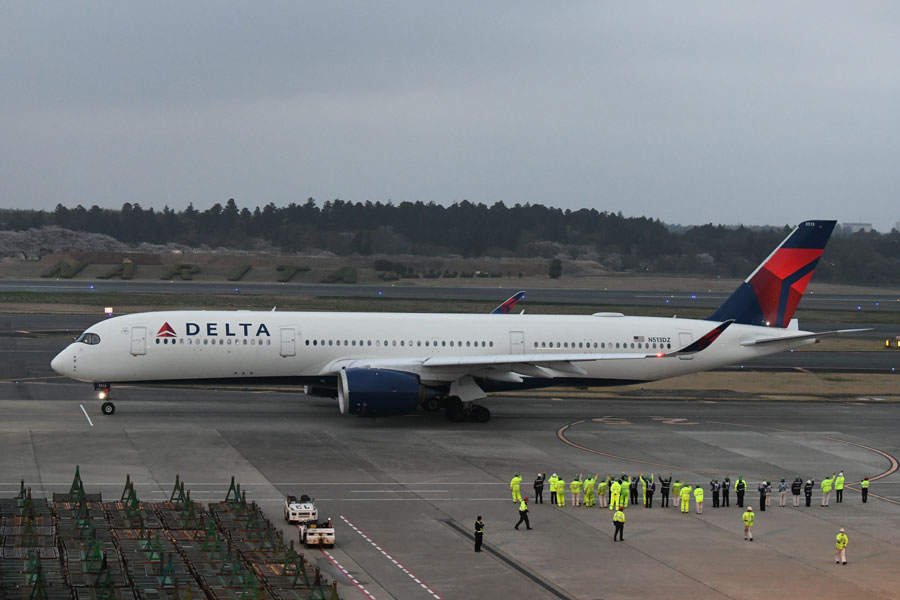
xmin=491 ymin=291 xmax=526 ymax=314
xmin=708 ymin=220 xmax=836 ymax=327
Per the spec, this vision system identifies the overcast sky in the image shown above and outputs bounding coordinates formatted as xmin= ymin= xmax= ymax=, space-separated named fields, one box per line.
xmin=2 ymin=2 xmax=899 ymax=231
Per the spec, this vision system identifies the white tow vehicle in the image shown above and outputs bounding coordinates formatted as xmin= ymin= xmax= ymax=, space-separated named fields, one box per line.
xmin=284 ymin=494 xmax=318 ymax=524
xmin=284 ymin=494 xmax=335 ymax=548
xmin=298 ymin=519 xmax=335 ymax=549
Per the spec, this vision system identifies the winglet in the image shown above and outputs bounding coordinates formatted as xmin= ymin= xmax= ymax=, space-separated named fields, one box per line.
xmin=668 ymin=320 xmax=734 ymax=356
xmin=491 ymin=291 xmax=526 ymax=314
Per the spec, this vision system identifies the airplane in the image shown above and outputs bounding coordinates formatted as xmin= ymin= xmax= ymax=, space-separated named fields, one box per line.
xmin=50 ymin=220 xmax=864 ymax=422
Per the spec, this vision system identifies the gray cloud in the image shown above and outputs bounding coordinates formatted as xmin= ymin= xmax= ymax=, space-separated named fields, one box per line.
xmin=2 ymin=2 xmax=899 ymax=230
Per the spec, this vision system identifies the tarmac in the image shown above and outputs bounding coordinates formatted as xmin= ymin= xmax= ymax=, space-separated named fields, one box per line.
xmin=2 ymin=314 xmax=900 ymax=599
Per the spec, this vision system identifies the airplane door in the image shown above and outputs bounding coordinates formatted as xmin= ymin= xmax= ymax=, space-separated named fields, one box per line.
xmin=509 ymin=331 xmax=525 ymax=354
xmin=130 ymin=327 xmax=147 ymax=356
xmin=280 ymin=328 xmax=296 ymax=357
xmin=678 ymin=331 xmax=693 ymax=360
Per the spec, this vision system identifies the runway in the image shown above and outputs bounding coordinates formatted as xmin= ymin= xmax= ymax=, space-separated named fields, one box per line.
xmin=1 ymin=277 xmax=898 ymax=314
xmin=2 ymin=315 xmax=900 ymax=599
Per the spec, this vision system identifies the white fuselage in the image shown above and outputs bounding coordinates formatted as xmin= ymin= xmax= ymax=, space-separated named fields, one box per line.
xmin=51 ymin=310 xmax=814 ymax=388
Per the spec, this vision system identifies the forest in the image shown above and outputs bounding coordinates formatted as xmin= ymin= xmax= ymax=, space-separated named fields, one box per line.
xmin=1 ymin=199 xmax=898 ymax=285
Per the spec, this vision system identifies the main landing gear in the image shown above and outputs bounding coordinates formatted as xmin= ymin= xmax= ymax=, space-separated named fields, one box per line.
xmin=442 ymin=397 xmax=491 ymax=423
xmin=94 ymin=384 xmax=115 ymax=415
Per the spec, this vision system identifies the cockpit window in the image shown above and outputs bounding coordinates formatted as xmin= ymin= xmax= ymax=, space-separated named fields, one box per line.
xmin=75 ymin=332 xmax=101 ymax=345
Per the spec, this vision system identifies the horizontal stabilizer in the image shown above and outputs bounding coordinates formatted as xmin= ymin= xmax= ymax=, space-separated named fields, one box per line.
xmin=739 ymin=328 xmax=871 ymax=346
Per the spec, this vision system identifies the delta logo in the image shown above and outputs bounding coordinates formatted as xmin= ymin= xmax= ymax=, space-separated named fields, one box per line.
xmin=156 ymin=322 xmax=177 ymax=338
xmin=155 ymin=321 xmax=272 ymax=338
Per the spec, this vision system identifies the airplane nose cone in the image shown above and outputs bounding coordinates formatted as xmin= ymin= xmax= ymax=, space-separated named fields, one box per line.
xmin=51 ymin=349 xmax=67 ymax=375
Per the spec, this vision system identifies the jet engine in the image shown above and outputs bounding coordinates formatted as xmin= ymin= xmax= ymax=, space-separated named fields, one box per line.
xmin=337 ymin=368 xmax=428 ymax=417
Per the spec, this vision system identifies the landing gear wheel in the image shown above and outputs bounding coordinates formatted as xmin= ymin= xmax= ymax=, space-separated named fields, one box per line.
xmin=470 ymin=404 xmax=491 ymax=423
xmin=444 ymin=397 xmax=465 ymax=422
xmin=423 ymin=397 xmax=441 ymax=412
xmin=101 ymin=401 xmax=115 ymax=415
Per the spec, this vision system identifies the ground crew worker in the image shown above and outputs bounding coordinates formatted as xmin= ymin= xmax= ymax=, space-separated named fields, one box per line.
xmin=804 ymin=479 xmax=814 ymax=507
xmin=835 ymin=471 xmax=845 ymax=503
xmin=672 ymin=479 xmax=683 ymax=509
xmin=680 ymin=484 xmax=692 ymax=514
xmin=612 ymin=508 xmax=626 ymax=541
xmin=791 ymin=477 xmax=802 ymax=507
xmin=514 ymin=497 xmax=532 ymax=530
xmin=694 ymin=485 xmax=704 ymax=514
xmin=646 ymin=476 xmax=656 ymax=508
xmin=533 ymin=473 xmax=545 ymax=504
xmin=735 ymin=476 xmax=746 ymax=507
xmin=742 ymin=506 xmax=755 ymax=541
xmin=583 ymin=474 xmax=597 ymax=507
xmin=510 ymin=473 xmax=523 ymax=503
xmin=861 ymin=477 xmax=869 ymax=503
xmin=570 ymin=475 xmax=583 ymax=507
xmin=629 ymin=475 xmax=639 ymax=505
xmin=474 ymin=516 xmax=484 ymax=552
xmin=758 ymin=481 xmax=767 ymax=511
xmin=609 ymin=478 xmax=621 ymax=510
xmin=778 ymin=479 xmax=787 ymax=507
xmin=548 ymin=473 xmax=559 ymax=505
xmin=555 ymin=477 xmax=566 ymax=507
xmin=722 ymin=476 xmax=730 ymax=507
xmin=835 ymin=528 xmax=848 ymax=564
xmin=659 ymin=474 xmax=672 ymax=508
xmin=620 ymin=477 xmax=630 ymax=509
xmin=597 ymin=476 xmax=609 ymax=508
xmin=638 ymin=474 xmax=647 ymax=507
xmin=710 ymin=480 xmax=720 ymax=508
xmin=765 ymin=481 xmax=772 ymax=507
xmin=821 ymin=475 xmax=834 ymax=507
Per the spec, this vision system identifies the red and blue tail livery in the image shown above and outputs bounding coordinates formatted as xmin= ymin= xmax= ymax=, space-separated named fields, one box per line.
xmin=708 ymin=220 xmax=836 ymax=328
xmin=491 ymin=291 xmax=526 ymax=314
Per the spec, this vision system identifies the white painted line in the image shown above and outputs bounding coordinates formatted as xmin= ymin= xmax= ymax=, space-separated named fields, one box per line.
xmin=79 ymin=404 xmax=94 ymax=427
xmin=341 ymin=515 xmax=442 ymax=600
xmin=351 ymin=490 xmax=449 ymax=493
xmin=322 ymin=549 xmax=377 ymax=600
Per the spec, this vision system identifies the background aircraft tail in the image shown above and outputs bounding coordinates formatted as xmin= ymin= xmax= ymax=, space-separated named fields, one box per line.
xmin=707 ymin=220 xmax=836 ymax=327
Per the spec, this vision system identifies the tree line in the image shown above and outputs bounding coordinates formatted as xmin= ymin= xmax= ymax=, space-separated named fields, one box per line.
xmin=1 ymin=200 xmax=897 ymax=285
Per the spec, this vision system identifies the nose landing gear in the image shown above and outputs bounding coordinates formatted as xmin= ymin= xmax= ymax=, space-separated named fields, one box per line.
xmin=94 ymin=384 xmax=115 ymax=415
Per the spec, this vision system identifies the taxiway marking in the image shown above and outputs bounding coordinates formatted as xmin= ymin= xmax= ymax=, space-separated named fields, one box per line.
xmin=340 ymin=515 xmax=441 ymax=600
xmin=321 ymin=550 xmax=378 ymax=600
xmin=79 ymin=404 xmax=94 ymax=427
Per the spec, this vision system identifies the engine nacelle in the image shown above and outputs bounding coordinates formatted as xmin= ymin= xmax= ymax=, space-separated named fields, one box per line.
xmin=337 ymin=368 xmax=422 ymax=417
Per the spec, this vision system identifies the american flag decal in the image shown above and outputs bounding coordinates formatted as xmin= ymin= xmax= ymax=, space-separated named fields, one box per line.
xmin=633 ymin=335 xmax=645 ymax=342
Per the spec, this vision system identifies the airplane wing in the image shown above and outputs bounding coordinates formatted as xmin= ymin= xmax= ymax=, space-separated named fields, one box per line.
xmin=739 ymin=328 xmax=871 ymax=346
xmin=491 ymin=291 xmax=526 ymax=314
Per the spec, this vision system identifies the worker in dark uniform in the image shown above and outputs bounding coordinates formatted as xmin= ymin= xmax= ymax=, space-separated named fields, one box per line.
xmin=758 ymin=481 xmax=767 ymax=511
xmin=804 ymin=479 xmax=814 ymax=507
xmin=735 ymin=476 xmax=746 ymax=507
xmin=514 ymin=497 xmax=532 ymax=530
xmin=860 ymin=477 xmax=870 ymax=503
xmin=659 ymin=474 xmax=671 ymax=508
xmin=791 ymin=477 xmax=802 ymax=507
xmin=474 ymin=516 xmax=484 ymax=552
xmin=533 ymin=473 xmax=545 ymax=504
xmin=722 ymin=476 xmax=730 ymax=507
xmin=711 ymin=480 xmax=720 ymax=508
